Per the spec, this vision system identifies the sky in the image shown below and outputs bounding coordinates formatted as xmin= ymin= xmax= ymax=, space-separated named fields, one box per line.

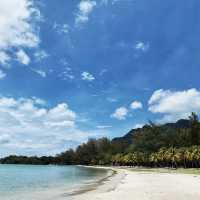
xmin=0 ymin=0 xmax=200 ymax=157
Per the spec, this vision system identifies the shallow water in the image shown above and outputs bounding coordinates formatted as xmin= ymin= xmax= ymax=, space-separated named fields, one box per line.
xmin=0 ymin=165 xmax=108 ymax=200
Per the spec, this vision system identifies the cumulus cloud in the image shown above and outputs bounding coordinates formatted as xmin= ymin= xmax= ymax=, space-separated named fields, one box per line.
xmin=111 ymin=107 xmax=128 ymax=120
xmin=81 ymin=71 xmax=95 ymax=81
xmin=111 ymin=100 xmax=143 ymax=120
xmin=0 ymin=0 xmax=40 ymax=65
xmin=0 ymin=70 xmax=6 ymax=80
xmin=0 ymin=51 xmax=10 ymax=66
xmin=0 ymin=96 xmax=100 ymax=156
xmin=16 ymin=49 xmax=30 ymax=65
xmin=148 ymin=88 xmax=200 ymax=122
xmin=130 ymin=101 xmax=143 ymax=110
xmin=75 ymin=0 xmax=97 ymax=25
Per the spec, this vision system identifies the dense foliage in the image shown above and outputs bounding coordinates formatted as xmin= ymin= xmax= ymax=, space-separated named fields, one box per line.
xmin=112 ymin=146 xmax=200 ymax=168
xmin=1 ymin=113 xmax=200 ymax=168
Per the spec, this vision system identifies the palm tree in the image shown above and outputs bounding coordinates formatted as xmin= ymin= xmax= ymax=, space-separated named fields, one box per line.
xmin=157 ymin=147 xmax=167 ymax=167
xmin=189 ymin=112 xmax=200 ymax=145
xmin=150 ymin=153 xmax=159 ymax=167
xmin=165 ymin=147 xmax=177 ymax=168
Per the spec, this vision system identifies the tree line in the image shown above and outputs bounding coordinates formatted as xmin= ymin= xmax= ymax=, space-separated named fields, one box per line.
xmin=1 ymin=113 xmax=200 ymax=168
xmin=112 ymin=146 xmax=200 ymax=168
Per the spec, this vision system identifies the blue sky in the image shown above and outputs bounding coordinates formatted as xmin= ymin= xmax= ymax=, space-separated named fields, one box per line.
xmin=0 ymin=0 xmax=200 ymax=156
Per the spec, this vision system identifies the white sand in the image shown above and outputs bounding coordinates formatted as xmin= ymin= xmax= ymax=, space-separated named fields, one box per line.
xmin=72 ymin=168 xmax=200 ymax=200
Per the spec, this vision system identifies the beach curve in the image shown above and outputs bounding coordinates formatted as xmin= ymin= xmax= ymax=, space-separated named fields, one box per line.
xmin=72 ymin=167 xmax=200 ymax=200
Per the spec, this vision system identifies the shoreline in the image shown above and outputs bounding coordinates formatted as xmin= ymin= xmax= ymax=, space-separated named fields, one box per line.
xmin=67 ymin=166 xmax=117 ymax=196
xmin=72 ymin=166 xmax=200 ymax=200
xmin=2 ymin=165 xmax=200 ymax=200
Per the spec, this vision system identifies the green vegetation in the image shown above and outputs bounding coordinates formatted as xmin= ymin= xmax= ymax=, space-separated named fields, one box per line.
xmin=112 ymin=146 xmax=200 ymax=168
xmin=1 ymin=113 xmax=200 ymax=169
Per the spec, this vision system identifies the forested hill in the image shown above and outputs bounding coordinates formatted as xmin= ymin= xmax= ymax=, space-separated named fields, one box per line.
xmin=1 ymin=113 xmax=200 ymax=168
xmin=112 ymin=119 xmax=190 ymax=145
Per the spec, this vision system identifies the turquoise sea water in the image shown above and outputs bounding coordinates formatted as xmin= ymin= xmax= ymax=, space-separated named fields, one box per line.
xmin=0 ymin=165 xmax=109 ymax=200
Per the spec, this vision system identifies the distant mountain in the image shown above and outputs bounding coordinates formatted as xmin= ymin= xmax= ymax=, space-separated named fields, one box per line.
xmin=112 ymin=119 xmax=191 ymax=145
xmin=163 ymin=119 xmax=190 ymax=129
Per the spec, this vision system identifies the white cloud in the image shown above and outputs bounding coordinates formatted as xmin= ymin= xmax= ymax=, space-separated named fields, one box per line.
xmin=32 ymin=97 xmax=46 ymax=105
xmin=60 ymin=24 xmax=69 ymax=33
xmin=31 ymin=69 xmax=46 ymax=78
xmin=133 ymin=123 xmax=144 ymax=129
xmin=0 ymin=51 xmax=10 ymax=66
xmin=53 ymin=23 xmax=69 ymax=34
xmin=0 ymin=0 xmax=39 ymax=49
xmin=135 ymin=41 xmax=149 ymax=52
xmin=0 ymin=96 xmax=101 ymax=156
xmin=149 ymin=88 xmax=200 ymax=122
xmin=0 ymin=70 xmax=6 ymax=80
xmin=130 ymin=101 xmax=143 ymax=110
xmin=0 ymin=0 xmax=40 ymax=65
xmin=111 ymin=100 xmax=143 ymax=120
xmin=81 ymin=71 xmax=95 ymax=81
xmin=75 ymin=0 xmax=97 ymax=25
xmin=59 ymin=67 xmax=75 ymax=80
xmin=61 ymin=73 xmax=75 ymax=80
xmin=111 ymin=107 xmax=128 ymax=120
xmin=16 ymin=49 xmax=30 ymax=65
xmin=34 ymin=50 xmax=48 ymax=62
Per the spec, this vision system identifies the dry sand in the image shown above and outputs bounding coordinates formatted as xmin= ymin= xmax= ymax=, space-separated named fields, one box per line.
xmin=72 ymin=168 xmax=200 ymax=200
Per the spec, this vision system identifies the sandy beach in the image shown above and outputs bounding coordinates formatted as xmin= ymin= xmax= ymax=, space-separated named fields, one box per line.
xmin=72 ymin=168 xmax=200 ymax=200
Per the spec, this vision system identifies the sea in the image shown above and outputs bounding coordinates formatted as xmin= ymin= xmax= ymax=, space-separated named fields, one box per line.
xmin=0 ymin=164 xmax=110 ymax=200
